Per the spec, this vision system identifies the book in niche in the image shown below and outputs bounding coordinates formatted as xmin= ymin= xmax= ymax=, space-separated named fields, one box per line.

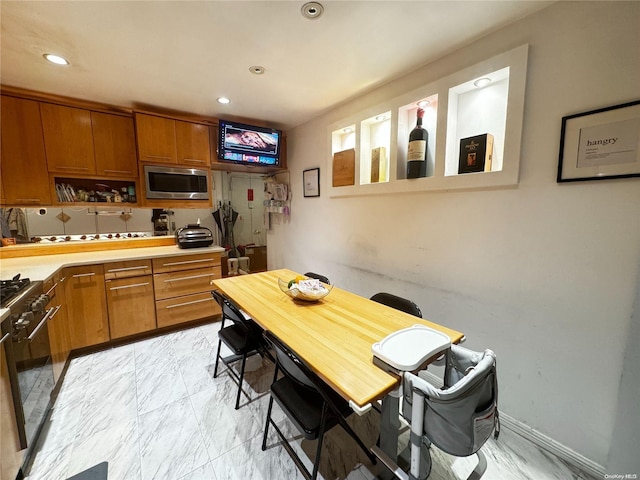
xmin=458 ymin=134 xmax=494 ymax=174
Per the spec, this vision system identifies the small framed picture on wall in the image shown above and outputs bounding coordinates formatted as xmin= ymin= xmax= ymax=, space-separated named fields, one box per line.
xmin=303 ymin=168 xmax=320 ymax=197
xmin=557 ymin=100 xmax=640 ymax=182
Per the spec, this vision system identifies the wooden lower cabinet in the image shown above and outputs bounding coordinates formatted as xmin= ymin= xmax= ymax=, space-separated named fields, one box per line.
xmin=63 ymin=265 xmax=110 ymax=349
xmin=1 ymin=339 xmax=23 ymax=480
xmin=153 ymin=267 xmax=221 ymax=300
xmin=152 ymin=252 xmax=222 ymax=327
xmin=45 ymin=273 xmax=71 ymax=382
xmin=156 ymin=291 xmax=219 ymax=328
xmin=106 ymin=275 xmax=156 ymax=339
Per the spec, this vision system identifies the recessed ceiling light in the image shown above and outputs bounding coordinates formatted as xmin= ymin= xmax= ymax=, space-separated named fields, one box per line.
xmin=375 ymin=115 xmax=387 ymax=121
xmin=43 ymin=53 xmax=69 ymax=65
xmin=301 ymin=2 xmax=324 ymax=20
xmin=473 ymin=77 xmax=492 ymax=88
xmin=249 ymin=66 xmax=265 ymax=75
xmin=417 ymin=100 xmax=430 ymax=107
xmin=217 ymin=97 xmax=231 ymax=105
xmin=343 ymin=127 xmax=353 ymax=133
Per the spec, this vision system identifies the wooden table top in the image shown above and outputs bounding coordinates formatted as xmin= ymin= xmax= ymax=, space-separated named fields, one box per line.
xmin=212 ymin=269 xmax=464 ymax=408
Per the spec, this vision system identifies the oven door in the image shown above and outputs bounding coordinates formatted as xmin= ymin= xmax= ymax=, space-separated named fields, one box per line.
xmin=12 ymin=306 xmax=57 ymax=447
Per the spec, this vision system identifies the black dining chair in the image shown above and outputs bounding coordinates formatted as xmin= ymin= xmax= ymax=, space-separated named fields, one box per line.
xmin=261 ymin=331 xmax=376 ymax=480
xmin=211 ymin=290 xmax=272 ymax=409
xmin=370 ymin=292 xmax=422 ymax=318
xmin=304 ymin=272 xmax=330 ymax=285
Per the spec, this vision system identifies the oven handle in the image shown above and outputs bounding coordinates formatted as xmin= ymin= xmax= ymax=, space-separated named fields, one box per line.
xmin=27 ymin=305 xmax=61 ymax=342
xmin=0 ymin=332 xmax=10 ymax=345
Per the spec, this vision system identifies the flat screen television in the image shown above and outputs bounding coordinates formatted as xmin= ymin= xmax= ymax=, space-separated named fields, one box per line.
xmin=217 ymin=119 xmax=282 ymax=167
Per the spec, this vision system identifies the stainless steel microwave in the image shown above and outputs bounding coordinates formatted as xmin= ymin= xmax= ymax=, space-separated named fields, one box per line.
xmin=144 ymin=165 xmax=210 ymax=200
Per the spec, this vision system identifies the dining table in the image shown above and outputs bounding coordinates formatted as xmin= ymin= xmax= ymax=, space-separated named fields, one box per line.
xmin=211 ymin=268 xmax=465 ymax=477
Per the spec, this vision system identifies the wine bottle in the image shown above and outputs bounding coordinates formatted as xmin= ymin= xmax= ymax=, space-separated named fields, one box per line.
xmin=406 ymin=108 xmax=428 ymax=179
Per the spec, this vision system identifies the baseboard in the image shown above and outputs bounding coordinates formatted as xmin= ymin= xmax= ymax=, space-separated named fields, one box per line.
xmin=419 ymin=371 xmax=605 ymax=479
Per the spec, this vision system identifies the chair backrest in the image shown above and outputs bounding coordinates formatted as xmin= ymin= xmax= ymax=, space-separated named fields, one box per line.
xmin=403 ymin=345 xmax=498 ymax=457
xmin=264 ymin=330 xmax=316 ymax=390
xmin=304 ymin=272 xmax=330 ymax=285
xmin=211 ymin=290 xmax=262 ymax=337
xmin=370 ymin=292 xmax=422 ymax=318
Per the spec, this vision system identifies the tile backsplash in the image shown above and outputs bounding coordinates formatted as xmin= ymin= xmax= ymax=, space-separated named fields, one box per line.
xmin=23 ymin=205 xmax=264 ymax=246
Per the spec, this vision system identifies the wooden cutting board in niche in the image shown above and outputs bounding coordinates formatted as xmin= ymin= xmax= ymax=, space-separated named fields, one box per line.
xmin=332 ymin=148 xmax=355 ymax=187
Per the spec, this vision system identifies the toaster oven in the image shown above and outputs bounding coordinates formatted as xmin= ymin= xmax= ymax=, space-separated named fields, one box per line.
xmin=175 ymin=225 xmax=214 ymax=249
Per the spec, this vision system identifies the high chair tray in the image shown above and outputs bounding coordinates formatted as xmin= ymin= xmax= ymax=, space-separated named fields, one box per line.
xmin=372 ymin=324 xmax=451 ymax=371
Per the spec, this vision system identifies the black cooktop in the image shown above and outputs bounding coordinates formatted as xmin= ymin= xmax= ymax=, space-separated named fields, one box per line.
xmin=0 ymin=275 xmax=31 ymax=307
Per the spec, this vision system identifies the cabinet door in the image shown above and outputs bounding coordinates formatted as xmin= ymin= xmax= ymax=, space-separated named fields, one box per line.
xmin=104 ymin=259 xmax=153 ymax=280
xmin=176 ymin=120 xmax=211 ymax=166
xmin=1 ymin=339 xmax=23 ymax=480
xmin=92 ymin=112 xmax=137 ymax=177
xmin=40 ymin=103 xmax=96 ymax=175
xmin=45 ymin=273 xmax=71 ymax=383
xmin=63 ymin=265 xmax=109 ymax=349
xmin=0 ymin=95 xmax=52 ymax=205
xmin=156 ymin=291 xmax=221 ymax=328
xmin=106 ymin=275 xmax=156 ymax=339
xmin=135 ymin=113 xmax=177 ymax=164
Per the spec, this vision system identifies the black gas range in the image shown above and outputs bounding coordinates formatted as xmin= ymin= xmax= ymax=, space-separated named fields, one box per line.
xmin=0 ymin=274 xmax=35 ymax=307
xmin=1 ymin=273 xmax=55 ymax=457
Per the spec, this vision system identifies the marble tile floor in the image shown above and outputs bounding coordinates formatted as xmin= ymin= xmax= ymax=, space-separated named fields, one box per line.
xmin=23 ymin=322 xmax=598 ymax=480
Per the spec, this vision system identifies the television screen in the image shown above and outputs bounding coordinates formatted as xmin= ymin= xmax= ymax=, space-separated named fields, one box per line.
xmin=218 ymin=120 xmax=282 ymax=166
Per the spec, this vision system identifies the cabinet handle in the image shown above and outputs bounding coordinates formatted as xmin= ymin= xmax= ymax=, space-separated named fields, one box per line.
xmin=15 ymin=198 xmax=41 ymax=203
xmin=28 ymin=305 xmax=60 ymax=341
xmin=107 ymin=265 xmax=149 ymax=273
xmin=45 ymin=281 xmax=59 ymax=296
xmin=109 ymin=282 xmax=150 ymax=291
xmin=57 ymin=166 xmax=90 ymax=171
xmin=72 ymin=272 xmax=96 ymax=278
xmin=103 ymin=169 xmax=133 ymax=174
xmin=144 ymin=155 xmax=172 ymax=160
xmin=0 ymin=332 xmax=10 ymax=345
xmin=162 ymin=258 xmax=214 ymax=267
xmin=166 ymin=297 xmax=213 ymax=309
xmin=164 ymin=273 xmax=213 ymax=283
xmin=182 ymin=158 xmax=206 ymax=164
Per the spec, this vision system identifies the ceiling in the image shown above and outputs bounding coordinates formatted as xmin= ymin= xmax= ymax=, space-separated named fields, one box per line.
xmin=1 ymin=1 xmax=551 ymax=130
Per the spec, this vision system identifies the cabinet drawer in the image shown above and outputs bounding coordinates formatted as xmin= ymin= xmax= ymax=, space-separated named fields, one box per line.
xmin=104 ymin=259 xmax=153 ymax=279
xmin=152 ymin=252 xmax=221 ymax=274
xmin=106 ymin=275 xmax=156 ymax=339
xmin=153 ymin=266 xmax=221 ymax=300
xmin=156 ymin=291 xmax=221 ymax=328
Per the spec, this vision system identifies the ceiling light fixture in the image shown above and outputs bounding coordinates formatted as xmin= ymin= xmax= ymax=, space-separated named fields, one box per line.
xmin=217 ymin=97 xmax=231 ymax=105
xmin=375 ymin=115 xmax=387 ymax=121
xmin=249 ymin=66 xmax=265 ymax=75
xmin=473 ymin=77 xmax=492 ymax=88
xmin=43 ymin=53 xmax=69 ymax=65
xmin=343 ymin=127 xmax=353 ymax=133
xmin=417 ymin=100 xmax=431 ymax=107
xmin=301 ymin=2 xmax=324 ymax=20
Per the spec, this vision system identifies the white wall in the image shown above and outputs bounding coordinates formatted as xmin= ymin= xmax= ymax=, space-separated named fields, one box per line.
xmin=267 ymin=1 xmax=640 ymax=470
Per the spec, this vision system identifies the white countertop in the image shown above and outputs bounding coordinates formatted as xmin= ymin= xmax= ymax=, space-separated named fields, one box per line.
xmin=0 ymin=245 xmax=225 ymax=282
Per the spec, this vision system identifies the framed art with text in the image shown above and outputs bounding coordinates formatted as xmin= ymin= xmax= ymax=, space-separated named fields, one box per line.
xmin=303 ymin=168 xmax=320 ymax=197
xmin=557 ymin=100 xmax=640 ymax=182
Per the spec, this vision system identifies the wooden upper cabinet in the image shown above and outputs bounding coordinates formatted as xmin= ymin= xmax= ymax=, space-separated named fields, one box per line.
xmin=40 ymin=103 xmax=96 ymax=175
xmin=0 ymin=95 xmax=52 ymax=205
xmin=135 ymin=113 xmax=177 ymax=164
xmin=176 ymin=120 xmax=210 ymax=166
xmin=91 ymin=112 xmax=137 ymax=177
